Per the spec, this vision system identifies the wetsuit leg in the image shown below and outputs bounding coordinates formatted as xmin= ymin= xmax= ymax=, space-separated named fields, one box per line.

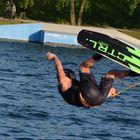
xmin=99 ymin=74 xmax=114 ymax=99
xmin=79 ymin=72 xmax=100 ymax=105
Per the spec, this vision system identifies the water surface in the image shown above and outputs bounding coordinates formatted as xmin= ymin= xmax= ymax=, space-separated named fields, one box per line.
xmin=0 ymin=41 xmax=140 ymax=140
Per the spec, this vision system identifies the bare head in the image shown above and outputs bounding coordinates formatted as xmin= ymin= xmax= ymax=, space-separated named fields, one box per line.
xmin=64 ymin=68 xmax=76 ymax=79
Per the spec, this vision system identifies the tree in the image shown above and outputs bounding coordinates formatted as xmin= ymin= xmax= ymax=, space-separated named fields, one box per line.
xmin=70 ymin=0 xmax=76 ymax=25
xmin=70 ymin=0 xmax=90 ymax=26
xmin=55 ymin=0 xmax=90 ymax=25
xmin=77 ymin=0 xmax=86 ymax=26
xmin=14 ymin=0 xmax=34 ymax=18
xmin=128 ymin=0 xmax=140 ymax=15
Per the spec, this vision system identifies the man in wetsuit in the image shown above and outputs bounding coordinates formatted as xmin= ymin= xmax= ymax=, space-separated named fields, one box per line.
xmin=46 ymin=52 xmax=139 ymax=108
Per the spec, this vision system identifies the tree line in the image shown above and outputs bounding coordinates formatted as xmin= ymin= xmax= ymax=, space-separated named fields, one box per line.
xmin=0 ymin=0 xmax=140 ymax=28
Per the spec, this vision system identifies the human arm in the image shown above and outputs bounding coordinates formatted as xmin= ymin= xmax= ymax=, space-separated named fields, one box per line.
xmin=46 ymin=52 xmax=66 ymax=81
xmin=46 ymin=52 xmax=71 ymax=92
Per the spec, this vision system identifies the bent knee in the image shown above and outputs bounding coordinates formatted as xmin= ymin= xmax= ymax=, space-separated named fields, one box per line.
xmin=80 ymin=63 xmax=90 ymax=73
xmin=105 ymin=73 xmax=115 ymax=79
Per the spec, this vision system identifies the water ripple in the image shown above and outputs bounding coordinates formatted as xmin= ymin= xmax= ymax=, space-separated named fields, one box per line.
xmin=0 ymin=41 xmax=140 ymax=140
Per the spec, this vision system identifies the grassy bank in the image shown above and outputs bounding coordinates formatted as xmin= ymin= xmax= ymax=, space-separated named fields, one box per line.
xmin=0 ymin=19 xmax=34 ymax=25
xmin=119 ymin=30 xmax=140 ymax=40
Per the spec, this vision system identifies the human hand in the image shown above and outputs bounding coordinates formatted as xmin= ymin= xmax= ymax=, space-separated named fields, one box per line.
xmin=46 ymin=52 xmax=56 ymax=60
xmin=107 ymin=87 xmax=117 ymax=98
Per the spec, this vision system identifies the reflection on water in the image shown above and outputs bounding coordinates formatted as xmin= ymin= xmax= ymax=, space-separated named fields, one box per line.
xmin=0 ymin=41 xmax=140 ymax=140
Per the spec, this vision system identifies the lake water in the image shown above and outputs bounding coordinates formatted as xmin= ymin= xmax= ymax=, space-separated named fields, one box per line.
xmin=0 ymin=41 xmax=140 ymax=140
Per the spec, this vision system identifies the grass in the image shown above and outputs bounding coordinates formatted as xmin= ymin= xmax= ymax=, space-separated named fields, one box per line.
xmin=119 ymin=30 xmax=140 ymax=40
xmin=0 ymin=18 xmax=34 ymax=25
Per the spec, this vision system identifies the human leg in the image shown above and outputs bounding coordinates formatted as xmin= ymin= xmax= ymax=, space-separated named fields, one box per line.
xmin=79 ymin=54 xmax=106 ymax=106
xmin=99 ymin=74 xmax=114 ymax=100
xmin=80 ymin=53 xmax=103 ymax=73
xmin=106 ymin=70 xmax=130 ymax=79
xmin=79 ymin=72 xmax=100 ymax=106
xmin=100 ymin=70 xmax=132 ymax=98
xmin=80 ymin=57 xmax=95 ymax=73
xmin=99 ymin=70 xmax=130 ymax=97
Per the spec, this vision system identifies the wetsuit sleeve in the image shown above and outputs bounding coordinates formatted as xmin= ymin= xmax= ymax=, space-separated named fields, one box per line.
xmin=92 ymin=53 xmax=103 ymax=61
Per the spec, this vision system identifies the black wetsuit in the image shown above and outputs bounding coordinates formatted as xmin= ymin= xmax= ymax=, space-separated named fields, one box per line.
xmin=58 ymin=79 xmax=84 ymax=107
xmin=57 ymin=53 xmax=139 ymax=107
xmin=58 ymin=72 xmax=113 ymax=107
xmin=79 ymin=72 xmax=113 ymax=106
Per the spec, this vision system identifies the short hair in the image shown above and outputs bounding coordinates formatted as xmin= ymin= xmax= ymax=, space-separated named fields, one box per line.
xmin=64 ymin=68 xmax=76 ymax=79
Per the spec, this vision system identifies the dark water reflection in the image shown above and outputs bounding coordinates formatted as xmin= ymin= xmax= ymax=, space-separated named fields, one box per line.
xmin=0 ymin=41 xmax=140 ymax=140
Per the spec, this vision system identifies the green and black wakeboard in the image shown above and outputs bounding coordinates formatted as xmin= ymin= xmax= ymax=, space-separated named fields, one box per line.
xmin=77 ymin=29 xmax=140 ymax=74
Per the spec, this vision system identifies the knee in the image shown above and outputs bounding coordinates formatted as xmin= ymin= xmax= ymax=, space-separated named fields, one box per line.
xmin=106 ymin=70 xmax=116 ymax=79
xmin=79 ymin=63 xmax=90 ymax=73
xmin=80 ymin=61 xmax=88 ymax=68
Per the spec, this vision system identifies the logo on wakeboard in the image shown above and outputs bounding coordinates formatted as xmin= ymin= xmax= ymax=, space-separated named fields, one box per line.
xmin=86 ymin=38 xmax=125 ymax=61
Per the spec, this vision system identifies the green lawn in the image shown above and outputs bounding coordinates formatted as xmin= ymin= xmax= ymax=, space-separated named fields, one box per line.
xmin=119 ymin=30 xmax=140 ymax=40
xmin=0 ymin=19 xmax=34 ymax=25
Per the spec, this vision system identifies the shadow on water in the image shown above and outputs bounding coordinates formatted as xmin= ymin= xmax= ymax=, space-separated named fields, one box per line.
xmin=0 ymin=41 xmax=140 ymax=140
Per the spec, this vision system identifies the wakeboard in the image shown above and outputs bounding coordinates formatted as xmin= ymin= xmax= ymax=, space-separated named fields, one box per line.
xmin=77 ymin=29 xmax=140 ymax=74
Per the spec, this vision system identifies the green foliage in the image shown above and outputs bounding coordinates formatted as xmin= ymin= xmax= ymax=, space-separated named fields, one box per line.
xmin=1 ymin=0 xmax=140 ymax=28
xmin=15 ymin=0 xmax=34 ymax=8
xmin=56 ymin=0 xmax=69 ymax=11
xmin=128 ymin=0 xmax=140 ymax=15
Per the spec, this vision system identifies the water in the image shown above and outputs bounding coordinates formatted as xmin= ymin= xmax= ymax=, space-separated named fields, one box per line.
xmin=0 ymin=41 xmax=140 ymax=140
